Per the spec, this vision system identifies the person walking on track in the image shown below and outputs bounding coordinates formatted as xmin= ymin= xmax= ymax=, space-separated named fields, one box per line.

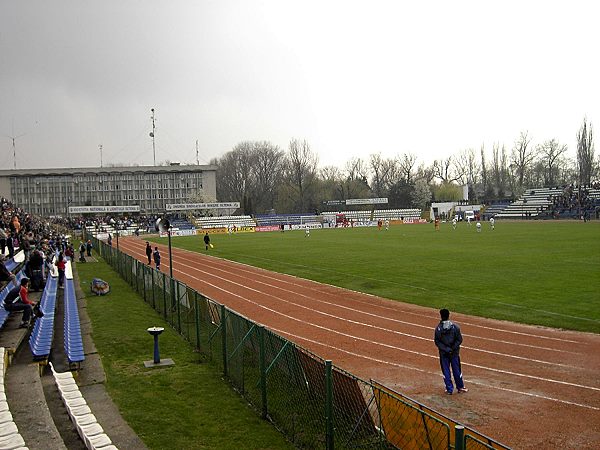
xmin=434 ymin=308 xmax=468 ymax=395
xmin=145 ymin=242 xmax=152 ymax=265
xmin=153 ymin=247 xmax=161 ymax=271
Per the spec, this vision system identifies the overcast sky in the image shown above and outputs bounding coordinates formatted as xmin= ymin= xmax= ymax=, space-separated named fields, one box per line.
xmin=1 ymin=1 xmax=598 ymax=171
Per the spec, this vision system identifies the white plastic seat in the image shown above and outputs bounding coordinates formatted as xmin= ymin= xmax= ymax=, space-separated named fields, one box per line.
xmin=77 ymin=422 xmax=104 ymax=439
xmin=0 ymin=422 xmax=18 ymax=437
xmin=85 ymin=432 xmax=112 ymax=449
xmin=0 ymin=432 xmax=26 ymax=450
xmin=73 ymin=413 xmax=97 ymax=427
xmin=0 ymin=411 xmax=13 ymax=425
xmin=67 ymin=404 xmax=91 ymax=420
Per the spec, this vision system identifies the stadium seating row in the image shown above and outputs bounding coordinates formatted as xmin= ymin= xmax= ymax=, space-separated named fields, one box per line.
xmin=0 ymin=347 xmax=28 ymax=449
xmin=0 ymin=271 xmax=26 ymax=330
xmin=64 ymin=277 xmax=85 ymax=366
xmin=322 ymin=208 xmax=421 ymax=222
xmin=194 ymin=215 xmax=256 ymax=228
xmin=50 ymin=362 xmax=117 ymax=450
xmin=29 ymin=276 xmax=58 ymax=360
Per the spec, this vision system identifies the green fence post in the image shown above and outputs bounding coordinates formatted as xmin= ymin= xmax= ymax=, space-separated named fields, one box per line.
xmin=194 ymin=291 xmax=201 ymax=350
xmin=455 ymin=425 xmax=465 ymax=450
xmin=134 ymin=259 xmax=138 ymax=293
xmin=325 ymin=360 xmax=334 ymax=450
xmin=259 ymin=325 xmax=268 ymax=419
xmin=221 ymin=304 xmax=228 ymax=377
xmin=175 ymin=281 xmax=181 ymax=333
xmin=150 ymin=268 xmax=155 ymax=307
xmin=162 ymin=272 xmax=167 ymax=319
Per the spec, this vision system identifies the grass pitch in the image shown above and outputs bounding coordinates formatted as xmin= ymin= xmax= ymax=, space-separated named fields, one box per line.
xmin=154 ymin=221 xmax=600 ymax=333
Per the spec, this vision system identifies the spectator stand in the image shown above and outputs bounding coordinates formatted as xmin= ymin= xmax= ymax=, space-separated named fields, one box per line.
xmin=49 ymin=362 xmax=117 ymax=450
xmin=254 ymin=213 xmax=317 ymax=228
xmin=64 ymin=261 xmax=84 ymax=369
xmin=3 ymin=250 xmax=24 ymax=273
xmin=322 ymin=208 xmax=421 ymax=226
xmin=29 ymin=273 xmax=58 ymax=366
xmin=0 ymin=270 xmax=27 ymax=331
xmin=494 ymin=187 xmax=562 ymax=219
xmin=493 ymin=185 xmax=600 ymax=220
xmin=194 ymin=215 xmax=256 ymax=230
xmin=167 ymin=217 xmax=195 ymax=230
xmin=0 ymin=346 xmax=28 ymax=450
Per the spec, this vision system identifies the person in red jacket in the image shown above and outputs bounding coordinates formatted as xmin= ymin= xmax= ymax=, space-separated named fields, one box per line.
xmin=3 ymin=278 xmax=37 ymax=328
xmin=56 ymin=252 xmax=66 ymax=288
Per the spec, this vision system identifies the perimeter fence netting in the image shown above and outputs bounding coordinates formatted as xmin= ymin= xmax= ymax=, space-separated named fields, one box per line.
xmin=93 ymin=236 xmax=510 ymax=450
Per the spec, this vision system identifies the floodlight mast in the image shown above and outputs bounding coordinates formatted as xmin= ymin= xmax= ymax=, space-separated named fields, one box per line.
xmin=5 ymin=133 xmax=26 ymax=169
xmin=150 ymin=108 xmax=156 ymax=166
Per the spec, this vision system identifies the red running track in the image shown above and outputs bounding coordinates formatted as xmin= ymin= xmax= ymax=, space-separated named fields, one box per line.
xmin=119 ymin=237 xmax=600 ymax=449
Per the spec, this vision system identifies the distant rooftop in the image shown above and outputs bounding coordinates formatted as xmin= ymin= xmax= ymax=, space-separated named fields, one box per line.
xmin=0 ymin=164 xmax=217 ymax=176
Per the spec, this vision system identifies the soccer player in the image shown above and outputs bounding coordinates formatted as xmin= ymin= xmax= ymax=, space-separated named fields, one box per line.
xmin=452 ymin=218 xmax=457 ymax=230
xmin=490 ymin=217 xmax=495 ymax=230
xmin=476 ymin=222 xmax=482 ymax=232
xmin=305 ymin=225 xmax=310 ymax=238
xmin=384 ymin=219 xmax=389 ymax=231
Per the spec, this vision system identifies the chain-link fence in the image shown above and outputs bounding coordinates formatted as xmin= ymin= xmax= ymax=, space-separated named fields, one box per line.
xmin=91 ymin=235 xmax=510 ymax=450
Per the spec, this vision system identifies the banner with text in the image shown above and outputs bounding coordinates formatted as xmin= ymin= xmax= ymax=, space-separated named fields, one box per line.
xmin=166 ymin=202 xmax=240 ymax=211
xmin=69 ymin=205 xmax=140 ymax=213
xmin=344 ymin=197 xmax=388 ymax=205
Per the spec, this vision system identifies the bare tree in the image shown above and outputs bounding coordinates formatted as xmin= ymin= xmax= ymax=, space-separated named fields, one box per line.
xmin=339 ymin=157 xmax=371 ymax=200
xmin=576 ymin=118 xmax=595 ymax=186
xmin=432 ymin=157 xmax=464 ymax=183
xmin=455 ymin=148 xmax=479 ymax=186
xmin=250 ymin=141 xmax=284 ymax=213
xmin=510 ymin=131 xmax=536 ymax=191
xmin=215 ymin=142 xmax=253 ymax=206
xmin=369 ymin=153 xmax=396 ymax=197
xmin=345 ymin=157 xmax=369 ymax=182
xmin=282 ymin=139 xmax=319 ymax=212
xmin=537 ymin=139 xmax=567 ymax=187
xmin=492 ymin=143 xmax=509 ymax=199
xmin=398 ymin=153 xmax=418 ymax=184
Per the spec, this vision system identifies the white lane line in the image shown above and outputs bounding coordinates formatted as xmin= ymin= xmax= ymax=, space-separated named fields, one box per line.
xmin=163 ymin=249 xmax=582 ymax=369
xmin=124 ymin=241 xmax=586 ymax=366
xmin=213 ymin=250 xmax=599 ymax=326
xmin=270 ymin=327 xmax=600 ymax=412
xmin=119 ymin=242 xmax=600 ymax=395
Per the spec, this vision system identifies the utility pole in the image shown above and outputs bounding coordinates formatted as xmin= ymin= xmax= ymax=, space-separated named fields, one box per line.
xmin=196 ymin=140 xmax=199 ymax=165
xmin=150 ymin=108 xmax=156 ymax=166
xmin=99 ymin=144 xmax=103 ymax=168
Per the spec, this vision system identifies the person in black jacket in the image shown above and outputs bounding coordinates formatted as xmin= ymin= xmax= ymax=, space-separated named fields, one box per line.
xmin=145 ymin=242 xmax=152 ymax=265
xmin=434 ymin=309 xmax=468 ymax=395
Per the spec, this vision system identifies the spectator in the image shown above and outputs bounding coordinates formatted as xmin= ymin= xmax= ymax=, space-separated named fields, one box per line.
xmin=153 ymin=247 xmax=161 ymax=271
xmin=0 ymin=254 xmax=16 ymax=287
xmin=3 ymin=278 xmax=37 ymax=328
xmin=79 ymin=242 xmax=86 ymax=262
xmin=56 ymin=252 xmax=66 ymax=288
xmin=0 ymin=227 xmax=7 ymax=255
xmin=86 ymin=240 xmax=93 ymax=256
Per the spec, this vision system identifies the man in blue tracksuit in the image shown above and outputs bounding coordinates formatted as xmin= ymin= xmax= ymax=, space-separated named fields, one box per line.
xmin=434 ymin=308 xmax=468 ymax=395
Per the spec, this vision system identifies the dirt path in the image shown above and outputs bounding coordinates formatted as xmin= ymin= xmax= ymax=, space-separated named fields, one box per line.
xmin=119 ymin=237 xmax=600 ymax=449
